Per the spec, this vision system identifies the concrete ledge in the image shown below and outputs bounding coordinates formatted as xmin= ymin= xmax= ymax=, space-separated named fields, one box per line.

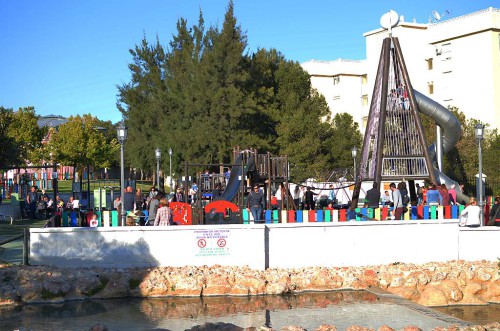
xmin=29 ymin=220 xmax=500 ymax=269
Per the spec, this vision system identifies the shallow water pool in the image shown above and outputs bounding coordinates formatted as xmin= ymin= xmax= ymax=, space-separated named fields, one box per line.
xmin=0 ymin=290 xmax=492 ymax=331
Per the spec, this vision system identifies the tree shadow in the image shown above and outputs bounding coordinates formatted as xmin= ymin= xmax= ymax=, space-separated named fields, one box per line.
xmin=30 ymin=229 xmax=159 ymax=268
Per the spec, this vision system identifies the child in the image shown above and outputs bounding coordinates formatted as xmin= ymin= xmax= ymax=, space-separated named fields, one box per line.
xmin=90 ymin=214 xmax=98 ymax=227
xmin=271 ymin=195 xmax=278 ymax=210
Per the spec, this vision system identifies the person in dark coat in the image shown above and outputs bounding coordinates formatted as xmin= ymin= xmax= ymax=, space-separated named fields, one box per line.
xmin=123 ymin=186 xmax=135 ymax=212
xmin=365 ymin=183 xmax=381 ymax=209
xmin=172 ymin=187 xmax=185 ymax=202
xmin=304 ymin=186 xmax=318 ymax=210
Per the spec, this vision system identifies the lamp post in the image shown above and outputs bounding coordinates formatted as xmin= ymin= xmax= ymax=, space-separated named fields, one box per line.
xmin=155 ymin=148 xmax=161 ymax=189
xmin=50 ymin=153 xmax=57 ymax=206
xmin=116 ymin=121 xmax=127 ymax=226
xmin=168 ymin=148 xmax=173 ymax=192
xmin=475 ymin=123 xmax=484 ymax=226
xmin=351 ymin=147 xmax=357 ymax=183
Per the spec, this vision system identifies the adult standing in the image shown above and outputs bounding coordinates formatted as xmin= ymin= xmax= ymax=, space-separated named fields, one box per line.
xmin=172 ymin=187 xmax=185 ymax=203
xmin=426 ymin=183 xmax=442 ymax=206
xmin=148 ymin=192 xmax=162 ymax=225
xmin=26 ymin=186 xmax=38 ymax=219
xmin=416 ymin=183 xmax=423 ymax=205
xmin=459 ymin=197 xmax=481 ymax=227
xmin=389 ymin=182 xmax=404 ymax=220
xmin=438 ymin=184 xmax=450 ymax=206
xmin=246 ymin=185 xmax=265 ymax=222
xmin=304 ymin=186 xmax=317 ymax=210
xmin=134 ymin=188 xmax=144 ymax=212
xmin=123 ymin=186 xmax=135 ymax=212
xmin=154 ymin=198 xmax=171 ymax=226
xmin=365 ymin=183 xmax=381 ymax=209
xmin=448 ymin=184 xmax=457 ymax=205
xmin=293 ymin=185 xmax=300 ymax=210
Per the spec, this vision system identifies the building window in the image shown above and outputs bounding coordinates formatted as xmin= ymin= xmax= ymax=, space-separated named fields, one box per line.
xmin=428 ymin=82 xmax=434 ymax=94
xmin=333 ymin=76 xmax=340 ymax=85
xmin=333 ymin=96 xmax=340 ymax=101
xmin=361 ymin=75 xmax=367 ymax=84
xmin=427 ymin=59 xmax=433 ymax=70
xmin=362 ymin=116 xmax=368 ymax=131
xmin=362 ymin=95 xmax=368 ymax=106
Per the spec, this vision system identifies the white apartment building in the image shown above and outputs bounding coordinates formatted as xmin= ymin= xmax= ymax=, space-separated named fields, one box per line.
xmin=300 ymin=59 xmax=369 ymax=129
xmin=302 ymin=7 xmax=500 ymax=132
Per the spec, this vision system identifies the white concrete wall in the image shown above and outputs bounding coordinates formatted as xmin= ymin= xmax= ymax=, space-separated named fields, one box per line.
xmin=30 ymin=224 xmax=266 ymax=269
xmin=267 ymin=220 xmax=459 ymax=268
xmin=457 ymin=227 xmax=500 ymax=262
xmin=30 ymin=221 xmax=500 ymax=269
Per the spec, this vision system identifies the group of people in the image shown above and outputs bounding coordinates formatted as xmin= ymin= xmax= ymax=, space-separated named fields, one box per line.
xmin=365 ymin=181 xmax=499 ymax=227
xmin=25 ymin=186 xmax=70 ymax=219
xmin=114 ymin=185 xmax=193 ymax=226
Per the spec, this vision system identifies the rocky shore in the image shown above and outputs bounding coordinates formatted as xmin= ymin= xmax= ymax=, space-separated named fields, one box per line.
xmin=2 ymin=260 xmax=500 ymax=330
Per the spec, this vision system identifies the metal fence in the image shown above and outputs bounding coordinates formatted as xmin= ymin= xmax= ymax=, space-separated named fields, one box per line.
xmin=462 ymin=176 xmax=500 ymax=198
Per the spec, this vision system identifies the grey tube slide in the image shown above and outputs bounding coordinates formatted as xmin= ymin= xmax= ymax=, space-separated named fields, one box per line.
xmin=414 ymin=90 xmax=469 ymax=204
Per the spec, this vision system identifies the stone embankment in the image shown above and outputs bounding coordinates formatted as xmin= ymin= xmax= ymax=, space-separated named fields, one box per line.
xmin=2 ymin=260 xmax=500 ymax=330
xmin=1 ymin=260 xmax=500 ymax=306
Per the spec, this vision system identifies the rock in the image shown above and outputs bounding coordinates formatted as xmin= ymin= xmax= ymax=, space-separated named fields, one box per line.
xmin=417 ymin=286 xmax=448 ymax=306
xmin=89 ymin=324 xmax=109 ymax=331
xmin=315 ymin=325 xmax=337 ymax=331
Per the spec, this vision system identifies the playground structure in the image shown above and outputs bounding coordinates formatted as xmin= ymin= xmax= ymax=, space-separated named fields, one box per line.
xmin=183 ymin=147 xmax=290 ymax=225
xmin=351 ymin=15 xmax=468 ymax=208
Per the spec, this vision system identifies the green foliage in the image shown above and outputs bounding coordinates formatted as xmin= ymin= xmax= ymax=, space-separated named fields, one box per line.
xmin=47 ymin=114 xmax=119 ymax=172
xmin=419 ymin=106 xmax=498 ymax=193
xmin=0 ymin=107 xmax=18 ymax=166
xmin=0 ymin=106 xmax=45 ymax=167
xmin=115 ymin=2 xmax=364 ymax=182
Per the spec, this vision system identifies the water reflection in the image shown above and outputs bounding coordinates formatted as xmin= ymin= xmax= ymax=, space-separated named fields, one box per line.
xmin=433 ymin=304 xmax=500 ymax=325
xmin=0 ymin=291 xmax=492 ymax=331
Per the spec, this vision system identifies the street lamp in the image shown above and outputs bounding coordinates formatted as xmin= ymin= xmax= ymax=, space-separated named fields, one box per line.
xmin=475 ymin=123 xmax=484 ymax=226
xmin=155 ymin=148 xmax=161 ymax=189
xmin=351 ymin=147 xmax=357 ymax=182
xmin=116 ymin=121 xmax=127 ymax=226
xmin=50 ymin=152 xmax=57 ymax=207
xmin=169 ymin=148 xmax=173 ymax=192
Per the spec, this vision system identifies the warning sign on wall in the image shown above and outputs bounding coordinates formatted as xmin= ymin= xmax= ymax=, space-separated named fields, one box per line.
xmin=194 ymin=229 xmax=230 ymax=257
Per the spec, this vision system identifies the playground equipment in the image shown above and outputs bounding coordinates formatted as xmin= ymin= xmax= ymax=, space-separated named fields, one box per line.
xmin=185 ymin=148 xmax=290 ymax=224
xmin=352 ymin=13 xmax=467 ymax=207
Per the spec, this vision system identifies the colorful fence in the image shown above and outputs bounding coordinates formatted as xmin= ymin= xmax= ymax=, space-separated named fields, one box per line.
xmin=242 ymin=205 xmax=468 ymax=224
xmin=53 ymin=203 xmax=497 ymax=227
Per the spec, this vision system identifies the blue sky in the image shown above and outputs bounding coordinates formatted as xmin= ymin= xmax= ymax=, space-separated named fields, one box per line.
xmin=0 ymin=0 xmax=497 ymax=123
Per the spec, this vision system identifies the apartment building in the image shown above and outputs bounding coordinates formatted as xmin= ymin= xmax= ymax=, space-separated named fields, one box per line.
xmin=302 ymin=7 xmax=500 ymax=132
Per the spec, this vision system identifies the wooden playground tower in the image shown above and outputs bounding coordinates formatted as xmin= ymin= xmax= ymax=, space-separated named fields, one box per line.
xmin=351 ymin=25 xmax=436 ymax=208
xmin=184 ymin=147 xmax=290 ymax=224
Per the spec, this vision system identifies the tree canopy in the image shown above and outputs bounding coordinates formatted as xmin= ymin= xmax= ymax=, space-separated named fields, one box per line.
xmin=0 ymin=106 xmax=45 ymax=167
xmin=117 ymin=1 xmax=361 ymax=182
xmin=46 ymin=114 xmax=119 ymax=171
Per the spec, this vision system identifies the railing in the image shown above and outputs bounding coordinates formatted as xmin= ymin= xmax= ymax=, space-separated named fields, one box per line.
xmin=242 ymin=204 xmax=469 ymax=223
xmin=0 ymin=227 xmax=29 ymax=265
